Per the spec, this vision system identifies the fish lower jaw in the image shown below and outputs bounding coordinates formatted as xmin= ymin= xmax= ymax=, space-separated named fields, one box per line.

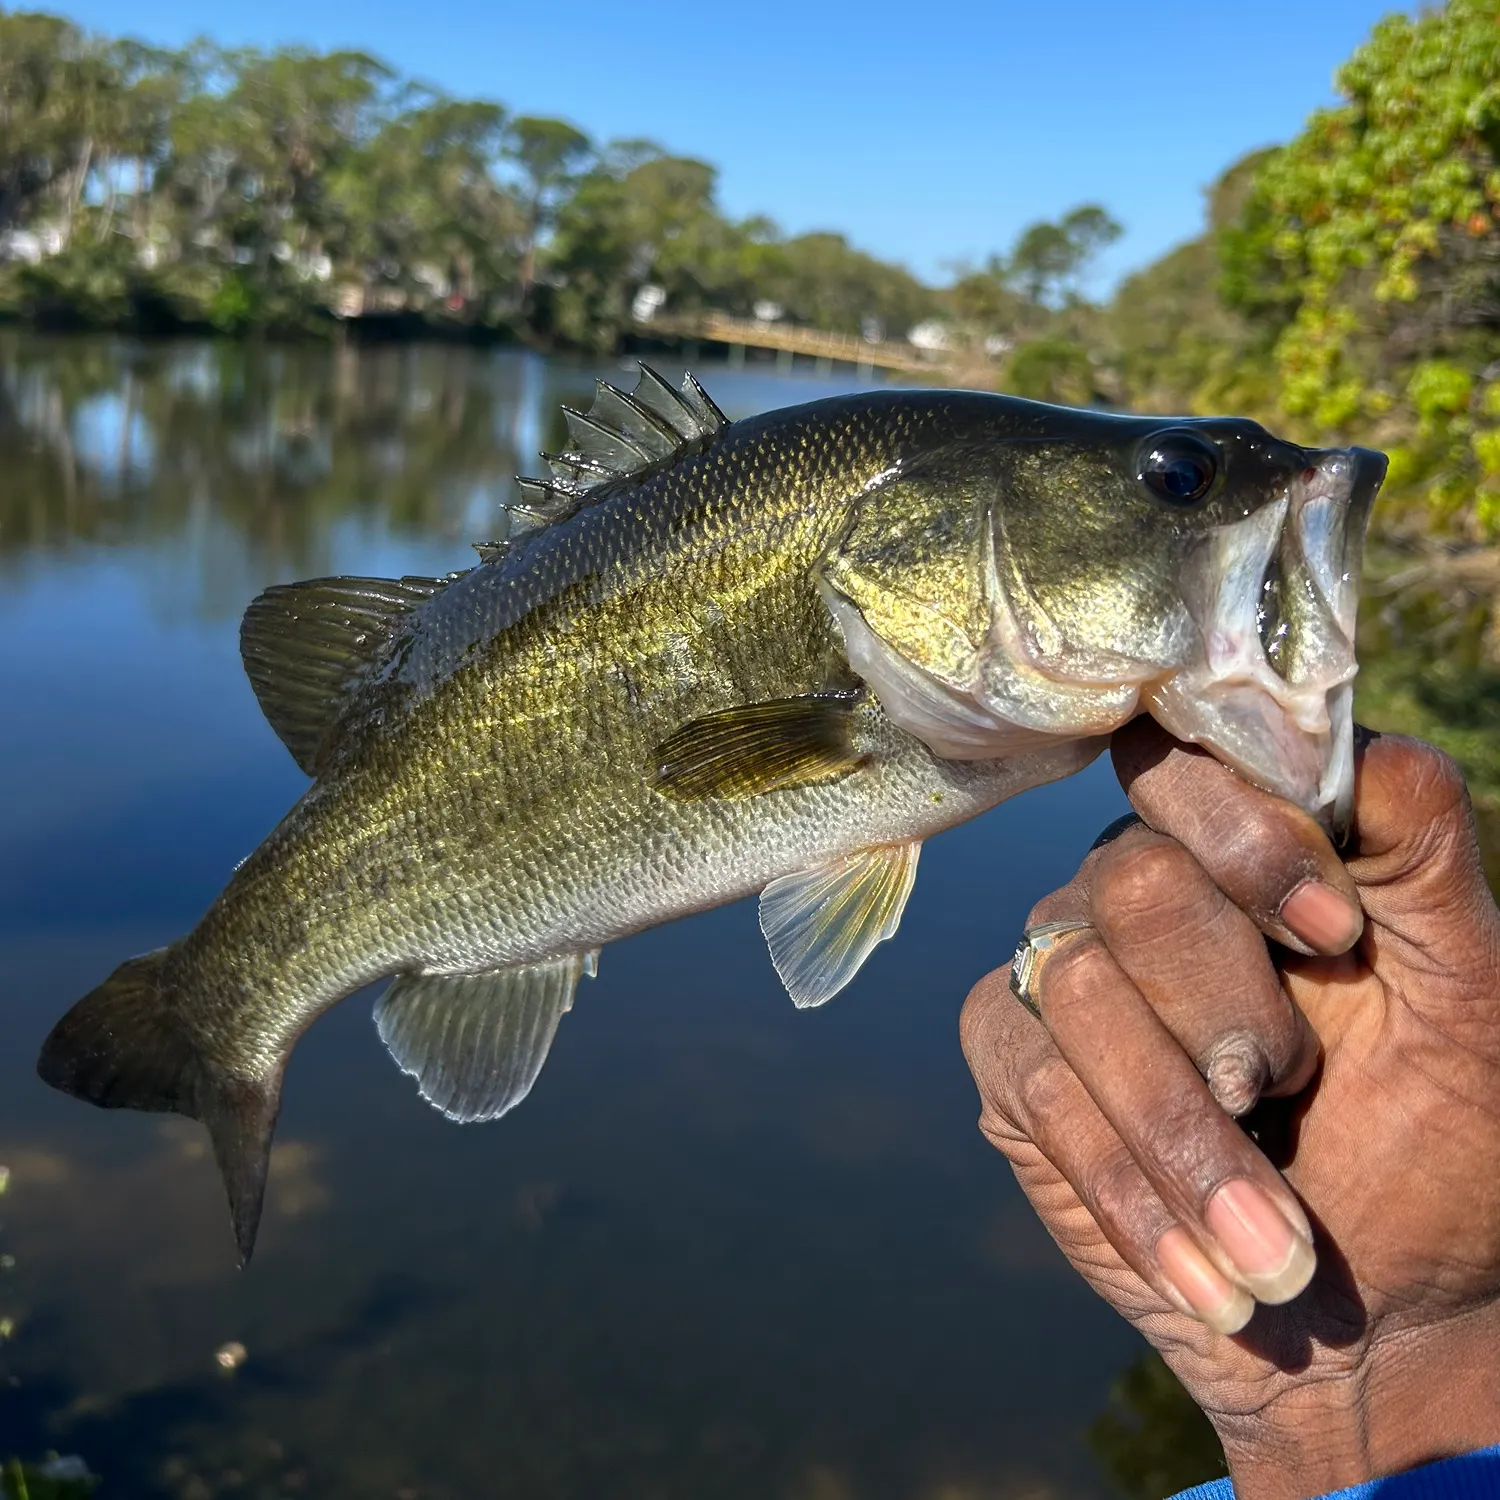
xmin=1145 ymin=668 xmax=1355 ymax=831
xmin=1193 ymin=653 xmax=1354 ymax=737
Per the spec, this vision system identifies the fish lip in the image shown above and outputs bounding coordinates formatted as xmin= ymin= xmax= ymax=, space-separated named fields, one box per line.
xmin=1294 ymin=444 xmax=1386 ymax=639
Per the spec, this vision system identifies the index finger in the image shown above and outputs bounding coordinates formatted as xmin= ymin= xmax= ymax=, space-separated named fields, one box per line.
xmin=1111 ymin=718 xmax=1364 ymax=958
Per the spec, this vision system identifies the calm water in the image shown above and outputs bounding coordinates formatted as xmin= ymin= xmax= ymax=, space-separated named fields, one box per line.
xmin=0 ymin=334 xmax=1156 ymax=1499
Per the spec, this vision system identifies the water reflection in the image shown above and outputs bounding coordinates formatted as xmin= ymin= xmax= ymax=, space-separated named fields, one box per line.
xmin=0 ymin=334 xmax=1203 ymax=1498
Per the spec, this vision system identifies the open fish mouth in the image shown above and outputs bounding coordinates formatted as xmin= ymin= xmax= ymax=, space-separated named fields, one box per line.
xmin=1147 ymin=445 xmax=1387 ymax=837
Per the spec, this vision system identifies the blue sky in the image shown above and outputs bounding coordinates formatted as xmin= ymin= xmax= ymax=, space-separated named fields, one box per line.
xmin=69 ymin=0 xmax=1402 ymax=289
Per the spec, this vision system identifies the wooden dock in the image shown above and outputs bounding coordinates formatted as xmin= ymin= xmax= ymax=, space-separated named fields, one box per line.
xmin=638 ymin=311 xmax=952 ymax=378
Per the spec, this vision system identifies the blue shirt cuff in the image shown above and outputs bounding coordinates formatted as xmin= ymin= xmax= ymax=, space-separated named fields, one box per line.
xmin=1171 ymin=1445 xmax=1500 ymax=1500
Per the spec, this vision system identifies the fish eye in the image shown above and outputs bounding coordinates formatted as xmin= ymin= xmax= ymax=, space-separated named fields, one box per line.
xmin=1138 ymin=431 xmax=1220 ymax=506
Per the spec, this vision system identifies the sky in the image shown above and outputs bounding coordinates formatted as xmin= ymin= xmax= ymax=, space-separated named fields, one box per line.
xmin=62 ymin=0 xmax=1404 ymax=291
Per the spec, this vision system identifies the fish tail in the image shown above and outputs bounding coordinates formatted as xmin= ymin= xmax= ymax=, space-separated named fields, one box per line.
xmin=36 ymin=946 xmax=282 ymax=1266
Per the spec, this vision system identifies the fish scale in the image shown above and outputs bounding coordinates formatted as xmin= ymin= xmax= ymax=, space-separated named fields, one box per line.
xmin=36 ymin=368 xmax=1385 ymax=1263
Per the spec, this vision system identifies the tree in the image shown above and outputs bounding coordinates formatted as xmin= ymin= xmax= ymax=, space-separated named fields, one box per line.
xmin=1005 ymin=203 xmax=1122 ymax=308
xmin=1222 ymin=0 xmax=1500 ymax=534
xmin=330 ymin=93 xmax=514 ymax=316
xmin=0 ymin=11 xmax=115 ymax=236
xmin=502 ymin=115 xmax=592 ymax=311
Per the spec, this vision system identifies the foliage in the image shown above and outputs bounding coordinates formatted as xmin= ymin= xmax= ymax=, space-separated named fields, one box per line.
xmin=0 ymin=8 xmax=942 ymax=349
xmin=1355 ymin=551 xmax=1500 ymax=810
xmin=1213 ymin=0 xmax=1500 ymax=535
xmin=1105 ymin=150 xmax=1280 ymax=417
xmin=1087 ymin=1351 xmax=1225 ymax=1498
xmin=0 ymin=1455 xmax=97 ymax=1500
xmin=1005 ymin=336 xmax=1099 ymax=406
xmin=1007 ymin=204 xmax=1123 ymax=308
xmin=940 ymin=202 xmax=1122 ymax=354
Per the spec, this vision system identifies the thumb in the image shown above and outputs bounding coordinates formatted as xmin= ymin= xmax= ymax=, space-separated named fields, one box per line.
xmin=1344 ymin=732 xmax=1500 ymax=1025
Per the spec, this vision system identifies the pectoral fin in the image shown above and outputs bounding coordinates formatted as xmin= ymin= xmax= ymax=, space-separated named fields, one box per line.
xmin=653 ymin=693 xmax=864 ymax=800
xmin=373 ymin=952 xmax=598 ymax=1123
xmin=759 ymin=842 xmax=921 ymax=1009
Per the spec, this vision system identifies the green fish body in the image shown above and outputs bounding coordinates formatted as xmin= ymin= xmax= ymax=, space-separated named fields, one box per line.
xmin=38 ymin=369 xmax=1386 ymax=1261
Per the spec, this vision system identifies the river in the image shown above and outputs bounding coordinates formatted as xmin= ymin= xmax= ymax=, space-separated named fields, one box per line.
xmin=0 ymin=332 xmax=1257 ymax=1499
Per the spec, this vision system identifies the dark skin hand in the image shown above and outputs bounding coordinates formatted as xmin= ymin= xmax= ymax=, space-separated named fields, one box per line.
xmin=961 ymin=720 xmax=1500 ymax=1499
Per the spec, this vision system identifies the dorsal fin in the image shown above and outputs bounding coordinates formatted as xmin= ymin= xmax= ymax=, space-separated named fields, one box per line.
xmin=499 ymin=364 xmax=729 ymax=542
xmin=240 ymin=575 xmax=450 ymax=775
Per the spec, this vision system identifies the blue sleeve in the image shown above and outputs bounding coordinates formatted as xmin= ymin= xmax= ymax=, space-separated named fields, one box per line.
xmin=1171 ymin=1446 xmax=1500 ymax=1500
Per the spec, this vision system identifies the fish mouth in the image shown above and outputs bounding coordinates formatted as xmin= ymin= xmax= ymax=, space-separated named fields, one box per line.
xmin=1146 ymin=446 xmax=1386 ymax=837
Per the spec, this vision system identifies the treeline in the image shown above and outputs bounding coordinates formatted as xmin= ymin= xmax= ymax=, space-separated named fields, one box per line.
xmin=5 ymin=1 xmax=1500 ymax=540
xmin=0 ymin=8 xmax=1112 ymax=350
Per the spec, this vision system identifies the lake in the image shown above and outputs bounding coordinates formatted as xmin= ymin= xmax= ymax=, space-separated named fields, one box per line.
xmin=0 ymin=333 xmax=1192 ymax=1499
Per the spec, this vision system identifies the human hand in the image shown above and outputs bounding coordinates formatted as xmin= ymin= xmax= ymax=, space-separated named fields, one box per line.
xmin=960 ymin=722 xmax=1500 ymax=1499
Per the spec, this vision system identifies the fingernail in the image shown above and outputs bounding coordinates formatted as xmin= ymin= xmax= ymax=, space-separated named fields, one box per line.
xmin=1280 ymin=880 xmax=1363 ymax=954
xmin=1206 ymin=1180 xmax=1317 ymax=1304
xmin=1156 ymin=1226 xmax=1254 ymax=1335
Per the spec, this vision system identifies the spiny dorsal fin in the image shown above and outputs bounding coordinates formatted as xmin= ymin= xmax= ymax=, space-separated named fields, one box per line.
xmin=653 ymin=692 xmax=865 ymax=800
xmin=501 ymin=364 xmax=729 ymax=541
xmin=759 ymin=842 xmax=922 ymax=1009
xmin=240 ymin=575 xmax=450 ymax=776
xmin=373 ymin=952 xmax=598 ymax=1123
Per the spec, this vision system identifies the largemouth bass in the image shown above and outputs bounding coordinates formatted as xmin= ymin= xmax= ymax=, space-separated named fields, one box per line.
xmin=37 ymin=368 xmax=1386 ymax=1262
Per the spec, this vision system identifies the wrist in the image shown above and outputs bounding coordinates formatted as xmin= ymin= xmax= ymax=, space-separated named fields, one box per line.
xmin=1210 ymin=1305 xmax=1500 ymax=1500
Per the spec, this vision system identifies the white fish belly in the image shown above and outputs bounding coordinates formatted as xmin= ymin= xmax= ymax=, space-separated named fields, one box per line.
xmin=418 ymin=734 xmax=1106 ymax=976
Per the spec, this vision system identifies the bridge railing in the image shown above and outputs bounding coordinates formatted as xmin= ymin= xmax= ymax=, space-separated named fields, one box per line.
xmin=637 ymin=311 xmax=955 ymax=376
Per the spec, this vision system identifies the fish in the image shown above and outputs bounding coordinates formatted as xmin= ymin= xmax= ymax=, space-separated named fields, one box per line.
xmin=36 ymin=367 xmax=1386 ymax=1263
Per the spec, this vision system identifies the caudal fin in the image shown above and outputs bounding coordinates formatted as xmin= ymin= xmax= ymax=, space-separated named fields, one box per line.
xmin=36 ymin=947 xmax=283 ymax=1265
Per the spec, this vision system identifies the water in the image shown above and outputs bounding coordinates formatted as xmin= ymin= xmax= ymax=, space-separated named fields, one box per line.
xmin=0 ymin=334 xmax=1159 ymax=1499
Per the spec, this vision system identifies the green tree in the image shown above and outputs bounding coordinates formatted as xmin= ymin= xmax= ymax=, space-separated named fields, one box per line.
xmin=755 ymin=231 xmax=935 ymax=337
xmin=1105 ymin=151 xmax=1276 ymax=416
xmin=1006 ymin=203 xmax=1122 ymax=308
xmin=1223 ymin=0 xmax=1500 ymax=533
xmin=330 ymin=93 xmax=515 ymax=319
xmin=503 ymin=115 xmax=593 ymax=312
xmin=0 ymin=11 xmax=116 ymax=236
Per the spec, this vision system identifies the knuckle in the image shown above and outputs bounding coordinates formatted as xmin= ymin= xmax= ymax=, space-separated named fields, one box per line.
xmin=959 ymin=976 xmax=1003 ymax=1064
xmin=1024 ymin=888 xmax=1083 ymax=931
xmin=1400 ymin=738 xmax=1470 ymax=828
xmin=1094 ymin=837 xmax=1195 ymax=923
xmin=1014 ymin=1049 xmax=1077 ymax=1127
xmin=1035 ymin=935 xmax=1113 ymax=1019
xmin=1126 ymin=1093 xmax=1210 ymax=1182
xmin=1213 ymin=809 xmax=1292 ymax=875
xmin=1086 ymin=1145 xmax=1151 ymax=1233
xmin=1374 ymin=737 xmax=1478 ymax=882
xmin=976 ymin=1100 xmax=1029 ymax=1152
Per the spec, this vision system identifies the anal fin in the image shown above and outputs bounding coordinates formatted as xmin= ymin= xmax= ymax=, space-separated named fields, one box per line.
xmin=373 ymin=952 xmax=598 ymax=1123
xmin=654 ymin=692 xmax=864 ymax=799
xmin=759 ymin=842 xmax=921 ymax=1009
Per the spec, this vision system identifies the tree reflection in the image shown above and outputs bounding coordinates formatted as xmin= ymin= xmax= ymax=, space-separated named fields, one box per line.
xmin=1089 ymin=1349 xmax=1225 ymax=1498
xmin=0 ymin=332 xmax=551 ymax=587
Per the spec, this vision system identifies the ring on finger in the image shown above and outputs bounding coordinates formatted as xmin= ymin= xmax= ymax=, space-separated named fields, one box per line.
xmin=1009 ymin=919 xmax=1095 ymax=1019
